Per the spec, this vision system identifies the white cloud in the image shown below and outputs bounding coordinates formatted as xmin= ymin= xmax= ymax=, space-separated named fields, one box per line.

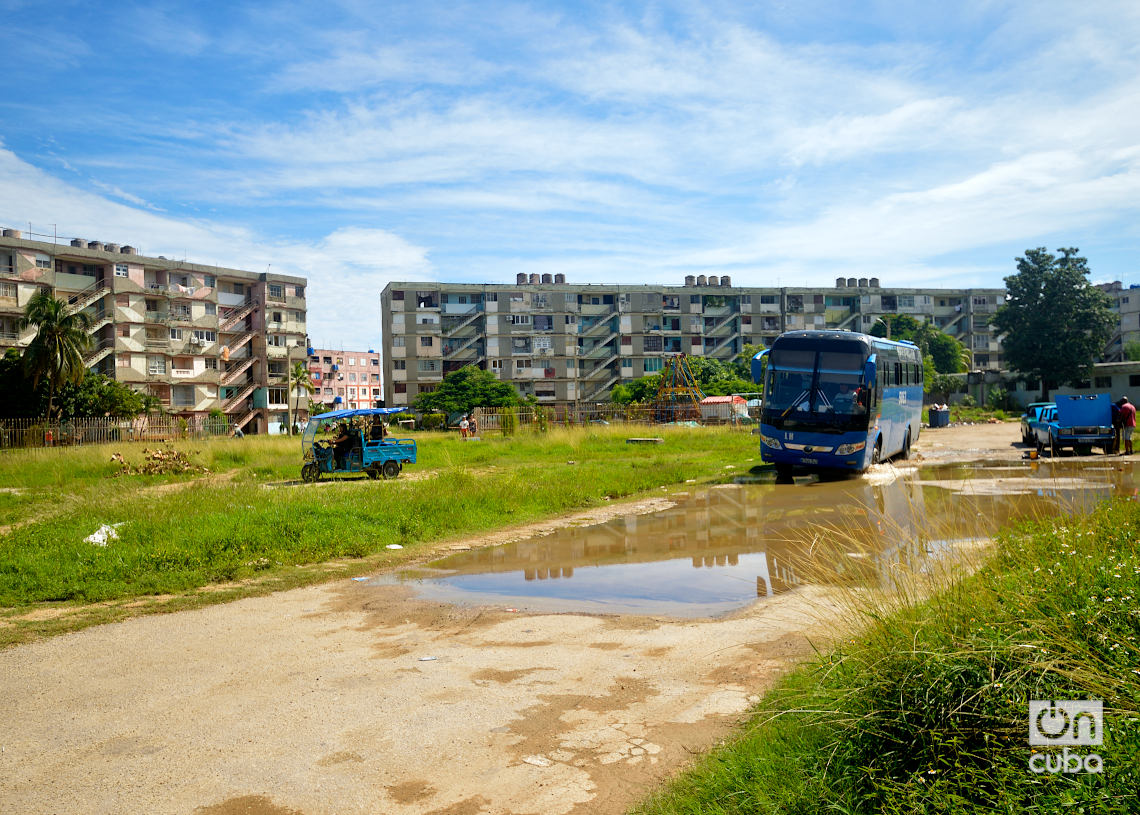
xmin=0 ymin=147 xmax=432 ymax=350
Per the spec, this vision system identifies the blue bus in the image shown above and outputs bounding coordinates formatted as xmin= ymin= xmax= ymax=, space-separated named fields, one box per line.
xmin=751 ymin=330 xmax=923 ymax=478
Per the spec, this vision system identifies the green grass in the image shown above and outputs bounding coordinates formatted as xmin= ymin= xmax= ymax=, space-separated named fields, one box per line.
xmin=0 ymin=425 xmax=761 ymax=643
xmin=632 ymin=500 xmax=1140 ymax=814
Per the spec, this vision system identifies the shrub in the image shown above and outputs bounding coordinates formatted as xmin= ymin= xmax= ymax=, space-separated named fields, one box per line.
xmin=421 ymin=412 xmax=447 ymax=431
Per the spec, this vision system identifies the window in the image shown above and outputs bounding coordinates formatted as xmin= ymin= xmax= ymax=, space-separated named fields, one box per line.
xmin=973 ymin=296 xmax=988 ymax=306
xmin=268 ymin=387 xmax=287 ymax=404
xmin=371 ymin=373 xmax=380 ymax=382
xmin=266 ymin=334 xmax=287 ymax=347
xmin=760 ymin=295 xmax=777 ymax=305
xmin=348 ymin=357 xmax=355 ymax=365
xmin=392 ymin=337 xmax=405 ymax=347
xmin=418 ymin=360 xmax=439 ymax=372
xmin=146 ymin=299 xmax=160 ymax=312
xmin=394 ymin=383 xmax=407 ymax=394
xmin=268 ymin=361 xmax=286 ymax=376
xmin=0 ymin=281 xmax=16 ymax=298
xmin=323 ymin=387 xmax=332 ymax=395
xmin=114 ymin=263 xmax=129 ymax=277
xmin=232 ymin=282 xmax=244 ymax=295
xmin=312 ymin=371 xmax=321 ymax=380
xmin=322 ymin=356 xmax=332 ymax=364
xmin=371 ymin=358 xmax=379 ymax=366
xmin=1130 ymin=374 xmax=1140 ymax=387
xmin=35 ymin=254 xmax=51 ymax=269
xmin=268 ymin=284 xmax=284 ymax=299
xmin=295 ymin=286 xmax=304 ymax=298
xmin=372 ymin=388 xmax=380 ymax=396
xmin=1095 ymin=376 xmax=1112 ymax=389
xmin=644 ymin=358 xmax=663 ymax=373
xmin=204 ymin=358 xmax=217 ymax=370
xmin=205 ymin=302 xmax=216 ymax=315
xmin=510 ymin=293 xmax=525 ymax=303
xmin=491 ymin=360 xmax=504 ymax=370
xmin=740 ymin=295 xmax=751 ymax=304
xmin=272 ymin=311 xmax=283 ymax=323
xmin=510 ymin=314 xmax=531 ymax=325
xmin=419 ymin=336 xmax=433 ymax=347
xmin=485 ymin=292 xmax=497 ymax=302
xmin=204 ymin=275 xmax=216 ymax=287
xmin=193 ymin=330 xmax=217 ymax=343
xmin=691 ymin=295 xmax=701 ymax=304
xmin=533 ymin=336 xmax=551 ymax=350
xmin=348 ymin=387 xmax=356 ymax=397
xmin=392 ymin=290 xmax=404 ymax=301
xmin=622 ymin=358 xmax=632 ymax=368
xmin=173 ymin=386 xmax=194 ymax=408
xmin=898 ymin=295 xmax=914 ymax=308
xmin=515 ymin=359 xmax=530 ymax=370
xmin=394 ymin=360 xmax=406 ymax=370
xmin=169 ymin=328 xmax=184 ymax=340
xmin=118 ymin=325 xmax=129 ymax=337
xmin=348 ymin=373 xmax=356 ymax=382
xmin=148 ymin=356 xmax=166 ymax=375
xmin=117 ymin=354 xmax=131 ymax=367
xmin=643 ymin=335 xmax=662 ymax=351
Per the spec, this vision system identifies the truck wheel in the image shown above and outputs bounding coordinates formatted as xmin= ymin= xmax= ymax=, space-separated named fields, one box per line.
xmin=1050 ymin=438 xmax=1059 ymax=458
xmin=301 ymin=462 xmax=320 ymax=483
xmin=1076 ymin=445 xmax=1092 ymax=456
xmin=382 ymin=460 xmax=400 ymax=479
xmin=775 ymin=463 xmax=794 ymax=483
xmin=366 ymin=466 xmax=380 ymax=480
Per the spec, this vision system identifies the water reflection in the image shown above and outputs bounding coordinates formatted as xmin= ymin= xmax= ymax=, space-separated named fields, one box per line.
xmin=388 ymin=460 xmax=1138 ymax=617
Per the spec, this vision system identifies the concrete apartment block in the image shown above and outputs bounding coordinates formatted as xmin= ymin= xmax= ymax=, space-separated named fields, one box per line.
xmin=380 ymin=276 xmax=1008 ymax=409
xmin=308 ymin=347 xmax=383 ymax=412
xmin=0 ymin=228 xmax=307 ymax=434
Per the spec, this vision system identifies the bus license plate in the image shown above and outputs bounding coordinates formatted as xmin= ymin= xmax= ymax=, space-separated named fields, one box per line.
xmin=800 ymin=457 xmax=818 ymax=464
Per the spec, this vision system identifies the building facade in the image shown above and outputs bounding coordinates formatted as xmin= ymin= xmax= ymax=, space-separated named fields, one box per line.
xmin=1 ymin=228 xmax=307 ymax=434
xmin=380 ymin=274 xmax=1008 ymax=409
xmin=308 ymin=347 xmax=383 ymax=412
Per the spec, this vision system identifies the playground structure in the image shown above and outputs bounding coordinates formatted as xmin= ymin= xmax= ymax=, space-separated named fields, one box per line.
xmin=651 ymin=354 xmax=705 ymax=423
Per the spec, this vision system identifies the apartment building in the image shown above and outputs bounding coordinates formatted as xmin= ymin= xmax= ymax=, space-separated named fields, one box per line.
xmin=308 ymin=347 xmax=383 ymax=411
xmin=380 ymin=274 xmax=1007 ymax=409
xmin=1 ymin=228 xmax=307 ymax=434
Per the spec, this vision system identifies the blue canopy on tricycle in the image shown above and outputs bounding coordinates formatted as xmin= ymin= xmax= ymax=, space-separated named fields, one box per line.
xmin=311 ymin=407 xmax=406 ymax=421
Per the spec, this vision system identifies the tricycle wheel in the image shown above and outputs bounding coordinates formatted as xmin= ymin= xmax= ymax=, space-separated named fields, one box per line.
xmin=382 ymin=460 xmax=400 ymax=479
xmin=301 ymin=462 xmax=320 ymax=483
xmin=366 ymin=466 xmax=380 ymax=480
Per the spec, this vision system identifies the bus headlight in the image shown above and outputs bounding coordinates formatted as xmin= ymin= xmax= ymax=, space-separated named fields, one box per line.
xmin=760 ymin=434 xmax=782 ymax=450
xmin=835 ymin=441 xmax=866 ymax=455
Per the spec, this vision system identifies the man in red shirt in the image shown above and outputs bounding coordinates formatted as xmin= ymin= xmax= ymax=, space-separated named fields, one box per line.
xmin=1120 ymin=396 xmax=1137 ymax=455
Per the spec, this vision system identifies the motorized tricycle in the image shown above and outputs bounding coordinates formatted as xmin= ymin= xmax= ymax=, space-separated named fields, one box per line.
xmin=300 ymin=408 xmax=416 ymax=482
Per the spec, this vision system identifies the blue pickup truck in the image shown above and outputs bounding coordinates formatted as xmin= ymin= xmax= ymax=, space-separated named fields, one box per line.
xmin=1030 ymin=394 xmax=1115 ymax=457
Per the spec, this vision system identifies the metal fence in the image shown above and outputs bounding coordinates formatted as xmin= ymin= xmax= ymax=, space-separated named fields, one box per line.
xmin=0 ymin=415 xmax=233 ymax=450
xmin=470 ymin=403 xmax=755 ymax=431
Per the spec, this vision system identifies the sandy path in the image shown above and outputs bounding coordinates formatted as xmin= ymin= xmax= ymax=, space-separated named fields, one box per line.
xmin=0 ymin=580 xmax=845 ymax=815
xmin=0 ymin=423 xmax=1010 ymax=815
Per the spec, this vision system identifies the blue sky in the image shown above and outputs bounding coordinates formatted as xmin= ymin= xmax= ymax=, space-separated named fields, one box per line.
xmin=2 ymin=1 xmax=1139 ymax=350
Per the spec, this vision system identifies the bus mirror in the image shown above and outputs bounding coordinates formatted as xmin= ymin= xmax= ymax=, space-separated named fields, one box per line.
xmin=751 ymin=349 xmax=769 ymax=384
xmin=863 ymin=355 xmax=876 ymax=385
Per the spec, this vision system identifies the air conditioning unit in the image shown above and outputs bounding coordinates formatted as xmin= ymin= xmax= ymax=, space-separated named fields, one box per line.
xmin=190 ymin=336 xmax=202 ymax=345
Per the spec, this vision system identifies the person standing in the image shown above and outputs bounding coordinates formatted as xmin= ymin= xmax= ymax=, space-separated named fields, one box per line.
xmin=459 ymin=415 xmax=470 ymax=440
xmin=1120 ymin=397 xmax=1136 ymax=455
xmin=1112 ymin=398 xmax=1124 ymax=454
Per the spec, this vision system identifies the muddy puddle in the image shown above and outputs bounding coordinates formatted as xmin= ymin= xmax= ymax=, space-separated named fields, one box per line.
xmin=380 ymin=459 xmax=1140 ymax=617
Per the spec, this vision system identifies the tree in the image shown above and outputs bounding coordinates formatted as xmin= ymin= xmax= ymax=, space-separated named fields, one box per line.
xmin=992 ymin=247 xmax=1114 ymax=399
xmin=871 ymin=315 xmax=967 ymax=373
xmin=19 ymin=289 xmax=92 ymax=418
xmin=287 ymin=360 xmax=315 ymax=434
xmin=413 ymin=365 xmax=522 ymax=415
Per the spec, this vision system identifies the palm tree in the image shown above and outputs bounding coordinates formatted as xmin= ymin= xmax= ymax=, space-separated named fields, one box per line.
xmin=288 ymin=360 xmax=315 ymax=435
xmin=20 ymin=288 xmax=92 ymax=418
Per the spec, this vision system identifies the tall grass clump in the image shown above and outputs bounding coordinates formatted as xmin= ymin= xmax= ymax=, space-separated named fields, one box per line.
xmin=635 ymin=499 xmax=1140 ymax=814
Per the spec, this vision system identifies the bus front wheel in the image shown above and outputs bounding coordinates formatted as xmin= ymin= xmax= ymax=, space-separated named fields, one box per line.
xmin=775 ymin=463 xmax=794 ymax=483
xmin=871 ymin=439 xmax=882 ymax=467
xmin=899 ymin=430 xmax=911 ymax=460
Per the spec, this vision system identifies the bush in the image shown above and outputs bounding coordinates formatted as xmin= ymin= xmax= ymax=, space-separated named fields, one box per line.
xmin=986 ymin=386 xmax=1009 ymax=411
xmin=500 ymin=406 xmax=518 ymax=436
xmin=420 ymin=412 xmax=447 ymax=431
xmin=959 ymin=394 xmax=976 ymax=408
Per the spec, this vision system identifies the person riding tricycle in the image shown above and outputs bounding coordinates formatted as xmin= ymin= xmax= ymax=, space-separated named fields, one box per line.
xmin=300 ymin=408 xmax=416 ymax=482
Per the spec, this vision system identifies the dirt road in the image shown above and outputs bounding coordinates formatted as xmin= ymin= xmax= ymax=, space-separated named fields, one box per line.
xmin=0 ymin=423 xmax=1017 ymax=815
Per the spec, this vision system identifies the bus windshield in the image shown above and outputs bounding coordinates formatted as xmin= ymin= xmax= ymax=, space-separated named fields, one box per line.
xmin=764 ymin=346 xmax=869 ymax=429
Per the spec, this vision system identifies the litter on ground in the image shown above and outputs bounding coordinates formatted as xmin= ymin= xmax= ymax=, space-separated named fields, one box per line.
xmin=85 ymin=523 xmax=125 ymax=547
